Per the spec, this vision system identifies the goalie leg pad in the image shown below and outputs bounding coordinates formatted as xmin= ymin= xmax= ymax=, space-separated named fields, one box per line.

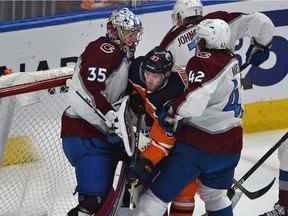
xmin=198 ymin=183 xmax=231 ymax=212
xmin=133 ymin=189 xmax=168 ymax=216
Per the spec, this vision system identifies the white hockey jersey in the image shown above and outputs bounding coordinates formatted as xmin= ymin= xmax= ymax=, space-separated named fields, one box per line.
xmin=61 ymin=36 xmax=130 ymax=139
xmin=160 ymin=11 xmax=275 ymax=67
xmin=172 ymin=51 xmax=243 ymax=154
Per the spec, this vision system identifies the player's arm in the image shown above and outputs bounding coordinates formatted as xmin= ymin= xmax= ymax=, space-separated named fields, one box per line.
xmin=140 ymin=115 xmax=175 ymax=166
xmin=205 ymin=11 xmax=274 ymax=47
xmin=128 ymin=94 xmax=176 ymax=185
xmin=229 ymin=12 xmax=274 ymax=47
xmin=227 ymin=11 xmax=275 ymax=66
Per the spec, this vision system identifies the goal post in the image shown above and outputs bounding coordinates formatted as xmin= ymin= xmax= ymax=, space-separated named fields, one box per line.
xmin=0 ymin=67 xmax=77 ymax=216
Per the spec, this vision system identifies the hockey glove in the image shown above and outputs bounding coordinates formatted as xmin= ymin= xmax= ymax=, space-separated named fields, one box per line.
xmin=246 ymin=39 xmax=271 ymax=67
xmin=129 ymin=91 xmax=145 ymax=115
xmin=104 ymin=110 xmax=122 ymax=137
xmin=128 ymin=158 xmax=154 ymax=185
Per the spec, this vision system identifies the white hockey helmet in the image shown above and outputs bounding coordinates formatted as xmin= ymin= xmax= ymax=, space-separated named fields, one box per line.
xmin=107 ymin=8 xmax=143 ymax=47
xmin=172 ymin=0 xmax=203 ymax=25
xmin=196 ymin=19 xmax=231 ymax=50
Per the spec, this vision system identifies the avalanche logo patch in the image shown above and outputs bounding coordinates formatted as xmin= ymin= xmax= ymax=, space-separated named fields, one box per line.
xmin=197 ymin=52 xmax=211 ymax=59
xmin=100 ymin=43 xmax=115 ymax=54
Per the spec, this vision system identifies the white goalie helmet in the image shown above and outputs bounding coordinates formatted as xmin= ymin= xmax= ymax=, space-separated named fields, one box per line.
xmin=107 ymin=8 xmax=143 ymax=47
xmin=196 ymin=19 xmax=231 ymax=50
xmin=172 ymin=0 xmax=203 ymax=25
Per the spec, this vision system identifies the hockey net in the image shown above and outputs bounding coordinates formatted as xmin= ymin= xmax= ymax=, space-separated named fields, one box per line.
xmin=0 ymin=67 xmax=77 ymax=216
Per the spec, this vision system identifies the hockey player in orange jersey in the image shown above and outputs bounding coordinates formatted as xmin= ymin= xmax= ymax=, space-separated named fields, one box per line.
xmin=127 ymin=46 xmax=199 ymax=216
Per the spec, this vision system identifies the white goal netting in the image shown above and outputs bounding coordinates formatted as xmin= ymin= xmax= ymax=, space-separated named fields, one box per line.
xmin=0 ymin=67 xmax=77 ymax=216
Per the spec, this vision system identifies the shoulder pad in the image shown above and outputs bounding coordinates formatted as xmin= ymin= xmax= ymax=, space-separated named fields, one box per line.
xmin=82 ymin=36 xmax=124 ymax=71
xmin=203 ymin=11 xmax=243 ymax=24
xmin=186 ymin=52 xmax=234 ymax=88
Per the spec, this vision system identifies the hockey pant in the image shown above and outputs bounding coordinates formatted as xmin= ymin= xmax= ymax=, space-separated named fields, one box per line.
xmin=62 ymin=136 xmax=124 ymax=196
xmin=134 ymin=142 xmax=240 ymax=216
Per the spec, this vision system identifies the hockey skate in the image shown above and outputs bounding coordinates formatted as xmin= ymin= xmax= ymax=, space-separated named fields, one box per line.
xmin=67 ymin=205 xmax=93 ymax=216
xmin=260 ymin=203 xmax=288 ymax=216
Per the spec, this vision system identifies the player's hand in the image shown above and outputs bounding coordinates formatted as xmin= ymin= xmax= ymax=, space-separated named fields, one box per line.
xmin=104 ymin=110 xmax=122 ymax=137
xmin=128 ymin=158 xmax=154 ymax=185
xmin=129 ymin=91 xmax=145 ymax=115
xmin=246 ymin=39 xmax=271 ymax=67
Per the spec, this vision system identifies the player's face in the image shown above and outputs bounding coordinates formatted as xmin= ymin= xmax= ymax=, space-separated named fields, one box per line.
xmin=144 ymin=71 xmax=165 ymax=92
xmin=122 ymin=30 xmax=142 ymax=47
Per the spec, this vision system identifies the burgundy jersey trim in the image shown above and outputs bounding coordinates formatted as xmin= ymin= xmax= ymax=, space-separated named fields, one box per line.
xmin=176 ymin=125 xmax=243 ymax=154
xmin=61 ymin=112 xmax=107 ymax=141
xmin=203 ymin=11 xmax=244 ymax=24
xmin=279 ymin=190 xmax=288 ymax=207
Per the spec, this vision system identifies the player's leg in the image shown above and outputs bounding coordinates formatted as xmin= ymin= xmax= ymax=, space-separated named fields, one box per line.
xmin=198 ymin=153 xmax=240 ymax=216
xmin=259 ymin=141 xmax=288 ymax=216
xmin=168 ymin=180 xmax=199 ymax=216
xmin=62 ymin=137 xmax=123 ymax=215
xmin=133 ymin=142 xmax=202 ymax=216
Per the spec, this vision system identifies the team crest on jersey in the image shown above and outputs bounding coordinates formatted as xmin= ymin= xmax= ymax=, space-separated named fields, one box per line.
xmin=197 ymin=52 xmax=211 ymax=59
xmin=100 ymin=43 xmax=115 ymax=54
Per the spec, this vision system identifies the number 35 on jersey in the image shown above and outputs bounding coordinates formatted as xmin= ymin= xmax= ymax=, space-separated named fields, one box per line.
xmin=87 ymin=67 xmax=107 ymax=82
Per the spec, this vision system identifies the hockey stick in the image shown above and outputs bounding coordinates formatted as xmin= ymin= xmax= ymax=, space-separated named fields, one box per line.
xmin=240 ymin=62 xmax=250 ymax=71
xmin=228 ymin=131 xmax=288 ymax=200
xmin=75 ymin=90 xmax=108 ymax=122
xmin=94 ymin=161 xmax=128 ymax=216
xmin=128 ymin=113 xmax=144 ymax=209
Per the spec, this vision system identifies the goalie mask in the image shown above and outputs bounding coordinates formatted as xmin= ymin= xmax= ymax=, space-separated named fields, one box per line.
xmin=107 ymin=8 xmax=143 ymax=49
